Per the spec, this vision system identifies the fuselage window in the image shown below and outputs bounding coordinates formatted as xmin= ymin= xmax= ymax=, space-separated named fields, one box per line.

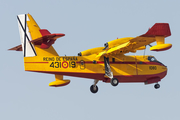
xmin=112 ymin=58 xmax=115 ymax=63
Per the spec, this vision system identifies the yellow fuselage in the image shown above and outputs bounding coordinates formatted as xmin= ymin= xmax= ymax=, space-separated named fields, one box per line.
xmin=24 ymin=54 xmax=167 ymax=83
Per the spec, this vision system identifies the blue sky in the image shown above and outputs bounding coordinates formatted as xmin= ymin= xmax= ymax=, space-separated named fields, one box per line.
xmin=0 ymin=0 xmax=180 ymax=119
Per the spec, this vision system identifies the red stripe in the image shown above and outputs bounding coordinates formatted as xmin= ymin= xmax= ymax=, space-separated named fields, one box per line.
xmin=24 ymin=62 xmax=49 ymax=63
xmin=24 ymin=61 xmax=163 ymax=66
xmin=76 ymin=61 xmax=163 ymax=66
xmin=26 ymin=70 xmax=167 ymax=83
xmin=76 ymin=61 xmax=137 ymax=64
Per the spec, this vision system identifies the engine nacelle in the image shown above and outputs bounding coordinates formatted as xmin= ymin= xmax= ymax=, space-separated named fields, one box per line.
xmin=105 ymin=37 xmax=133 ymax=49
xmin=78 ymin=47 xmax=104 ymax=56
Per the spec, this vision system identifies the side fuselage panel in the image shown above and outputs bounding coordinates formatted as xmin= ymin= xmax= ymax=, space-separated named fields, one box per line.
xmin=24 ymin=55 xmax=167 ymax=83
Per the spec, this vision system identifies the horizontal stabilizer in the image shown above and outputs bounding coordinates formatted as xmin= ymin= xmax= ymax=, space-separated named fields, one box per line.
xmin=31 ymin=29 xmax=65 ymax=49
xmin=8 ymin=44 xmax=22 ymax=51
xmin=9 ymin=29 xmax=65 ymax=51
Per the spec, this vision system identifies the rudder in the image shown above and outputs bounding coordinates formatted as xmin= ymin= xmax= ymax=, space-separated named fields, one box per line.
xmin=17 ymin=14 xmax=37 ymax=57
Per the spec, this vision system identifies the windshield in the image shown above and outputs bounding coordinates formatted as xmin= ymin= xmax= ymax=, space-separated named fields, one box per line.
xmin=148 ymin=56 xmax=166 ymax=67
xmin=148 ymin=56 xmax=158 ymax=62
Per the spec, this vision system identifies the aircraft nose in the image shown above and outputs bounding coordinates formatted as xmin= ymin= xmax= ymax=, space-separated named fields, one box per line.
xmin=162 ymin=65 xmax=167 ymax=70
xmin=159 ymin=66 xmax=167 ymax=79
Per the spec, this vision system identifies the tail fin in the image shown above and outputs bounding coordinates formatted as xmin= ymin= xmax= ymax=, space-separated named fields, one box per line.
xmin=17 ymin=14 xmax=37 ymax=57
xmin=9 ymin=13 xmax=65 ymax=56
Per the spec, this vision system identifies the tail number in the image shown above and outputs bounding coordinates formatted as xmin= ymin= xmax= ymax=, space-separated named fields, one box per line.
xmin=149 ymin=66 xmax=157 ymax=70
xmin=50 ymin=61 xmax=76 ymax=68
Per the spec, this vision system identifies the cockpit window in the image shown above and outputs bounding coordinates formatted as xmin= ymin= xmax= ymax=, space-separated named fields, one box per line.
xmin=148 ymin=56 xmax=157 ymax=62
xmin=148 ymin=56 xmax=166 ymax=67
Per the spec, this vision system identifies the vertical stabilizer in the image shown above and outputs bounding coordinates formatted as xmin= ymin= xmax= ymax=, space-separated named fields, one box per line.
xmin=17 ymin=14 xmax=37 ymax=57
xmin=17 ymin=14 xmax=59 ymax=57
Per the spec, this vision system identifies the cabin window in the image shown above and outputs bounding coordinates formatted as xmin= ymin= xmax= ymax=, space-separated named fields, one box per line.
xmin=80 ymin=60 xmax=84 ymax=65
xmin=148 ymin=56 xmax=166 ymax=67
xmin=80 ymin=60 xmax=85 ymax=69
xmin=93 ymin=60 xmax=97 ymax=64
xmin=112 ymin=58 xmax=115 ymax=63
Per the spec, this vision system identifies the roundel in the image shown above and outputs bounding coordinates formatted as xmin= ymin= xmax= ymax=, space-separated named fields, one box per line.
xmin=62 ymin=61 xmax=68 ymax=68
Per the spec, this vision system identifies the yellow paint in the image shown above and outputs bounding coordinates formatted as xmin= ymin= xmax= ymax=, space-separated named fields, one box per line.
xmin=95 ymin=36 xmax=157 ymax=58
xmin=27 ymin=14 xmax=58 ymax=56
xmin=136 ymin=46 xmax=146 ymax=50
xmin=81 ymin=47 xmax=104 ymax=56
xmin=150 ymin=44 xmax=172 ymax=51
xmin=24 ymin=55 xmax=167 ymax=77
xmin=49 ymin=75 xmax=70 ymax=86
xmin=27 ymin=14 xmax=42 ymax=40
xmin=107 ymin=42 xmax=130 ymax=54
xmin=156 ymin=36 xmax=165 ymax=45
xmin=108 ymin=37 xmax=133 ymax=48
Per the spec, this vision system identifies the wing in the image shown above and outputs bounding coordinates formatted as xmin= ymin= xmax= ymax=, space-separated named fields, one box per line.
xmin=96 ymin=41 xmax=130 ymax=58
xmin=96 ymin=23 xmax=171 ymax=58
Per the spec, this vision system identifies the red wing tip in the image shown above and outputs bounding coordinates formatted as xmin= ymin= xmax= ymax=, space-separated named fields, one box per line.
xmin=39 ymin=29 xmax=65 ymax=37
xmin=8 ymin=45 xmax=22 ymax=51
xmin=143 ymin=23 xmax=171 ymax=37
xmin=52 ymin=33 xmax=65 ymax=36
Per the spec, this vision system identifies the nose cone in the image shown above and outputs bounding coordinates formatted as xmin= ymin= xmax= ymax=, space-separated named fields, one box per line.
xmin=160 ymin=66 xmax=167 ymax=79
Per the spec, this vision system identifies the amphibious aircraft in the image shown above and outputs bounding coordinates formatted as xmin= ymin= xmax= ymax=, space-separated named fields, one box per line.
xmin=9 ymin=14 xmax=172 ymax=93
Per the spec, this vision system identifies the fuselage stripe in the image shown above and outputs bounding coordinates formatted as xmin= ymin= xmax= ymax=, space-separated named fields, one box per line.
xmin=76 ymin=61 xmax=164 ymax=66
xmin=24 ymin=62 xmax=49 ymax=63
